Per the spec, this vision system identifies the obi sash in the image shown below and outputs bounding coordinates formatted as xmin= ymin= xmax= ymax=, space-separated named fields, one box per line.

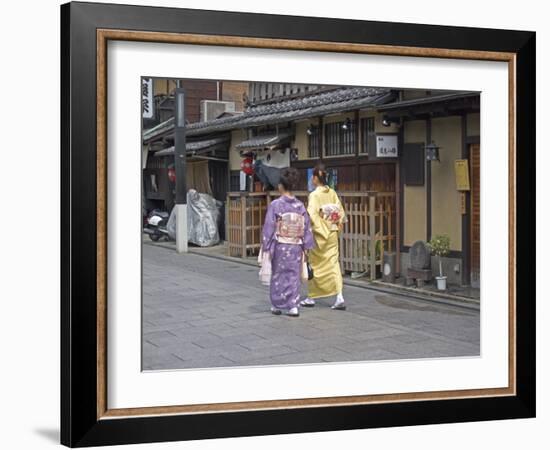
xmin=319 ymin=203 xmax=342 ymax=231
xmin=275 ymin=212 xmax=305 ymax=245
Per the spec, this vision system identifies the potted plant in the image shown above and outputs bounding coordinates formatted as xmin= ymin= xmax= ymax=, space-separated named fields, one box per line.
xmin=427 ymin=234 xmax=451 ymax=290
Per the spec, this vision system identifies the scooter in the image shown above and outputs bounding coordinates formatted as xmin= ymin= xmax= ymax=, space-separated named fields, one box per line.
xmin=143 ymin=209 xmax=171 ymax=241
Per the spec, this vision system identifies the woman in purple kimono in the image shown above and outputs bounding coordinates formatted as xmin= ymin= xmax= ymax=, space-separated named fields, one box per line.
xmin=261 ymin=168 xmax=314 ymax=317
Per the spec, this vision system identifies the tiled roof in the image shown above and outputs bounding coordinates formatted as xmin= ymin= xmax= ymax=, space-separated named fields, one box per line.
xmin=143 ymin=87 xmax=392 ymax=142
xmin=153 ymin=135 xmax=230 ymax=157
xmin=377 ymin=91 xmax=479 ymax=111
xmin=235 ymin=132 xmax=293 ymax=150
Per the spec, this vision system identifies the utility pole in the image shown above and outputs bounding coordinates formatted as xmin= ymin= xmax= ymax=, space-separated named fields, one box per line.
xmin=174 ymin=87 xmax=188 ymax=253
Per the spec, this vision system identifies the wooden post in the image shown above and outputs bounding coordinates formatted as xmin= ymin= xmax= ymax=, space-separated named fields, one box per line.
xmin=225 ymin=194 xmax=230 ymax=256
xmin=369 ymin=195 xmax=376 ymax=280
xmin=251 ymin=197 xmax=256 ymax=252
xmin=395 ymin=162 xmax=401 ymax=275
xmin=241 ymin=194 xmax=247 ymax=259
xmin=387 ymin=198 xmax=393 ymax=253
xmin=379 ymin=198 xmax=384 ymax=268
xmin=355 ymin=110 xmax=361 ymax=190
xmin=319 ymin=116 xmax=324 ymax=160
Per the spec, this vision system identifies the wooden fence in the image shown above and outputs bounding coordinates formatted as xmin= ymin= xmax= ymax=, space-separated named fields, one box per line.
xmin=226 ymin=192 xmax=267 ymax=258
xmin=338 ymin=192 xmax=395 ymax=278
xmin=226 ymin=191 xmax=396 ymax=279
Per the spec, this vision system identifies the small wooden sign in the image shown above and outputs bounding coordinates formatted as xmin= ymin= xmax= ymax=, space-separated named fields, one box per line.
xmin=454 ymin=159 xmax=470 ymax=191
xmin=460 ymin=192 xmax=467 ymax=215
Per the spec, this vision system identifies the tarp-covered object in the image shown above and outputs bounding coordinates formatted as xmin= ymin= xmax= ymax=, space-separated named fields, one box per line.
xmin=166 ymin=207 xmax=177 ymax=241
xmin=187 ymin=189 xmax=221 ymax=247
xmin=165 ymin=190 xmax=221 ymax=246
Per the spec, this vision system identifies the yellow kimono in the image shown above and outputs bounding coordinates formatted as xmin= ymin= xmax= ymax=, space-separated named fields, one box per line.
xmin=307 ymin=186 xmax=345 ymax=299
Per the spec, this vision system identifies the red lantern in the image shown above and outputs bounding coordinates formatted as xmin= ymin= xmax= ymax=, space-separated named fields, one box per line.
xmin=167 ymin=167 xmax=176 ymax=183
xmin=240 ymin=157 xmax=254 ymax=176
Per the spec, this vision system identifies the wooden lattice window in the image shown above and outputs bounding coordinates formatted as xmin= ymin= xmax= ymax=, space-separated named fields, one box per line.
xmin=325 ymin=120 xmax=356 ymax=156
xmin=307 ymin=125 xmax=321 ymax=158
xmin=360 ymin=117 xmax=376 ymax=155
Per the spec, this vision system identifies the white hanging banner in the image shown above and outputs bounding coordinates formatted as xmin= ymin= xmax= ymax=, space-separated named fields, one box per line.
xmin=141 ymin=77 xmax=154 ymax=119
xmin=239 ymin=171 xmax=247 ymax=191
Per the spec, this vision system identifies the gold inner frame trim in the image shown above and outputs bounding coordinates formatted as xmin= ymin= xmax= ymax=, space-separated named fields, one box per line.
xmin=96 ymin=28 xmax=517 ymax=420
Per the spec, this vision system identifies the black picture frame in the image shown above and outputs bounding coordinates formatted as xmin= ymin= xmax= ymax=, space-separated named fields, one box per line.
xmin=61 ymin=2 xmax=535 ymax=447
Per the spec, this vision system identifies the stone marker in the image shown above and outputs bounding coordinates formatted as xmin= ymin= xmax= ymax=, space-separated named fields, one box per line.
xmin=407 ymin=240 xmax=433 ymax=287
xmin=410 ymin=240 xmax=431 ymax=270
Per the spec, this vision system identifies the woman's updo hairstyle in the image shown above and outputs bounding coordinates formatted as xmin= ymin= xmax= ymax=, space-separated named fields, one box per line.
xmin=279 ymin=167 xmax=300 ymax=192
xmin=313 ymin=163 xmax=328 ymax=186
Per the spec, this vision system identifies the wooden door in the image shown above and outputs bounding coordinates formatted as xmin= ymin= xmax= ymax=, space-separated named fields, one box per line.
xmin=470 ymin=144 xmax=480 ymax=287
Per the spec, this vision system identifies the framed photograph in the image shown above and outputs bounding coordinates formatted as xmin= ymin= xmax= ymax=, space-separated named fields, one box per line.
xmin=61 ymin=2 xmax=535 ymax=447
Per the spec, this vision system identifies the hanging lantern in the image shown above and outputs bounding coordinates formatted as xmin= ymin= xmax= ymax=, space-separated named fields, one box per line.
xmin=240 ymin=157 xmax=255 ymax=176
xmin=167 ymin=167 xmax=176 ymax=183
xmin=425 ymin=141 xmax=441 ymax=162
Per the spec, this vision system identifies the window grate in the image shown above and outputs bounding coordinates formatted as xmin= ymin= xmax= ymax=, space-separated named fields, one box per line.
xmin=325 ymin=120 xmax=356 ymax=156
xmin=307 ymin=125 xmax=321 ymax=158
xmin=360 ymin=117 xmax=376 ymax=156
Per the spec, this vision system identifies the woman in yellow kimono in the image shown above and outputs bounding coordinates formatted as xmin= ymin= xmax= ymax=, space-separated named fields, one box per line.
xmin=300 ymin=164 xmax=346 ymax=310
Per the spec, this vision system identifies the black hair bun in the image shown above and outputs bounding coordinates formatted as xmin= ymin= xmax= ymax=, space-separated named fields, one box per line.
xmin=279 ymin=167 xmax=300 ymax=191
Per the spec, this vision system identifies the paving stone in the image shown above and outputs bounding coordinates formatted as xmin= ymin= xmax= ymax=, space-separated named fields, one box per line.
xmin=142 ymin=245 xmax=480 ymax=370
xmin=218 ymin=343 xmax=297 ymax=363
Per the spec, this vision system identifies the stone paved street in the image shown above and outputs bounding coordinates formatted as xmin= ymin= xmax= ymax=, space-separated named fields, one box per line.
xmin=142 ymin=243 xmax=480 ymax=370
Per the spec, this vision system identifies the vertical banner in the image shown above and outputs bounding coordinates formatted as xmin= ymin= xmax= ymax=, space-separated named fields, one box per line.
xmin=307 ymin=168 xmax=314 ymax=191
xmin=142 ymin=77 xmax=154 ymax=119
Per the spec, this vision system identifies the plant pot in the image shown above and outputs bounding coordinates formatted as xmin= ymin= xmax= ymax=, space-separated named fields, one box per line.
xmin=435 ymin=276 xmax=447 ymax=291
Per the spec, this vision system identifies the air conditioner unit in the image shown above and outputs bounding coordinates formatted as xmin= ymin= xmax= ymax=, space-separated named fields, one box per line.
xmin=200 ymin=100 xmax=236 ymax=122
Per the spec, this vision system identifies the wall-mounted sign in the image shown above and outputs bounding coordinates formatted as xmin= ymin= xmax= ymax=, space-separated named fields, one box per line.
xmin=454 ymin=159 xmax=471 ymax=191
xmin=376 ymin=135 xmax=398 ymax=157
xmin=142 ymin=78 xmax=154 ymax=119
xmin=460 ymin=192 xmax=467 ymax=215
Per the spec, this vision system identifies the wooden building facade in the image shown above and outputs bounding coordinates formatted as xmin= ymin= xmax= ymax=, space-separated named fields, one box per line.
xmin=143 ymin=83 xmax=480 ymax=287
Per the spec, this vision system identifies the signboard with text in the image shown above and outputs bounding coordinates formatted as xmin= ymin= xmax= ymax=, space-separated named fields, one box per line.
xmin=376 ymin=134 xmax=398 ymax=157
xmin=142 ymin=78 xmax=154 ymax=119
xmin=454 ymin=159 xmax=471 ymax=191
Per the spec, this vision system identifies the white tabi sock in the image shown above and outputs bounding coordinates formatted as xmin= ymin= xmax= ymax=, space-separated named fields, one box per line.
xmin=334 ymin=293 xmax=345 ymax=305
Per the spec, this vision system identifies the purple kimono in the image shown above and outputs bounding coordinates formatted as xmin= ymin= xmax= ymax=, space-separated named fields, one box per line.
xmin=261 ymin=195 xmax=314 ymax=310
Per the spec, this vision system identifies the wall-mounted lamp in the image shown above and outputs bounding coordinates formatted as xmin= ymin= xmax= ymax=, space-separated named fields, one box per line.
xmin=341 ymin=118 xmax=352 ymax=131
xmin=382 ymin=115 xmax=401 ymax=127
xmin=306 ymin=125 xmax=314 ymax=136
xmin=425 ymin=141 xmax=440 ymax=162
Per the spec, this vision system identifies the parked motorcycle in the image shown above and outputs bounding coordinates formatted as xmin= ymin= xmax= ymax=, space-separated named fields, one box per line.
xmin=143 ymin=209 xmax=171 ymax=241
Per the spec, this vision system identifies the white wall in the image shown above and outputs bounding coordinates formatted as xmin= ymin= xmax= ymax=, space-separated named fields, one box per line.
xmin=0 ymin=1 xmax=547 ymax=450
